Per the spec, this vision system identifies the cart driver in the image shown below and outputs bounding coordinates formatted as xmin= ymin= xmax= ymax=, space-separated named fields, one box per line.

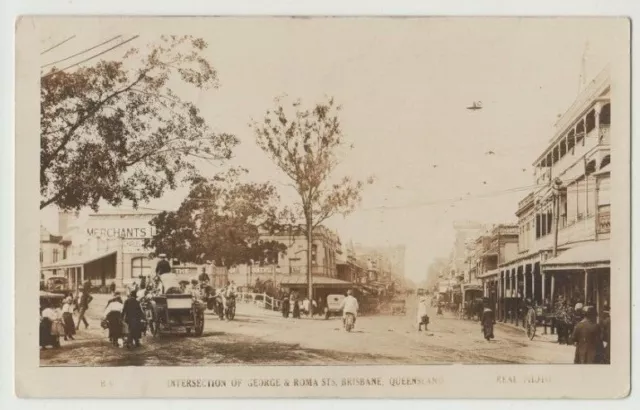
xmin=215 ymin=281 xmax=235 ymax=310
xmin=155 ymin=254 xmax=172 ymax=277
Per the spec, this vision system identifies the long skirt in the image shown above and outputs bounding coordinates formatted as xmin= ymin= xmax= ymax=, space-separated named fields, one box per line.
xmin=62 ymin=312 xmax=76 ymax=336
xmin=482 ymin=320 xmax=494 ymax=340
xmin=126 ymin=318 xmax=143 ymax=341
xmin=292 ymin=303 xmax=300 ymax=319
xmin=106 ymin=311 xmax=123 ymax=341
xmin=282 ymin=300 xmax=290 ymax=318
xmin=39 ymin=318 xmax=59 ymax=348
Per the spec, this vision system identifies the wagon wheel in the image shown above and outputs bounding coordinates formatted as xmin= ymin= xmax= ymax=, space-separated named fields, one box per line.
xmin=194 ymin=309 xmax=205 ymax=336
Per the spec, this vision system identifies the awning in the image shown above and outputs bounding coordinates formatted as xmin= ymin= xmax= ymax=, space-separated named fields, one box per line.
xmin=279 ymin=275 xmax=352 ymax=288
xmin=542 ymin=241 xmax=610 ymax=271
xmin=41 ymin=250 xmax=117 ymax=270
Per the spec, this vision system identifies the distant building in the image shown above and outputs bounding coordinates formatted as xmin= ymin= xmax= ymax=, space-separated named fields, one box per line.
xmin=40 ymin=208 xmax=199 ymax=290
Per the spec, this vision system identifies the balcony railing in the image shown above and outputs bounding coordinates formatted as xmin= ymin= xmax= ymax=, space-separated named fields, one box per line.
xmin=597 ymin=208 xmax=611 ymax=234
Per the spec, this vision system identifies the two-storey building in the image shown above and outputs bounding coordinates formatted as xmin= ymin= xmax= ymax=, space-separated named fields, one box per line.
xmin=494 ymin=67 xmax=612 ymax=323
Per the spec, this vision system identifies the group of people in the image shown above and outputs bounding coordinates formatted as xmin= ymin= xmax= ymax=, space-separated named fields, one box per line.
xmin=281 ymin=292 xmax=320 ymax=319
xmin=102 ymin=289 xmax=146 ymax=348
xmin=40 ymin=281 xmax=94 ymax=349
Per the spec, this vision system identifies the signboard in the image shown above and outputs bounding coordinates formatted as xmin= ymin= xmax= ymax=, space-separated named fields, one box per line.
xmin=86 ymin=227 xmax=156 ymax=239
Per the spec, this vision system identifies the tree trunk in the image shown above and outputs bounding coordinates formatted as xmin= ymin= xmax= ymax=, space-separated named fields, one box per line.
xmin=306 ymin=218 xmax=313 ymax=301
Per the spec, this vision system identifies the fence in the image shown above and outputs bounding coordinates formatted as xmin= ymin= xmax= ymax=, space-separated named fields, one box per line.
xmin=237 ymin=292 xmax=282 ymax=311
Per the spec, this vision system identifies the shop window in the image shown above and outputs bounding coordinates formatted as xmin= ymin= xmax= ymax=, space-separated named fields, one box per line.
xmin=131 ymin=257 xmax=151 ymax=278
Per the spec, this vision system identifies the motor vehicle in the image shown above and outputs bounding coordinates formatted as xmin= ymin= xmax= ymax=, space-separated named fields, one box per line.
xmin=390 ymin=298 xmax=407 ymax=315
xmin=145 ymin=273 xmax=206 ymax=337
xmin=324 ymin=294 xmax=345 ymax=319
xmin=45 ymin=276 xmax=70 ymax=295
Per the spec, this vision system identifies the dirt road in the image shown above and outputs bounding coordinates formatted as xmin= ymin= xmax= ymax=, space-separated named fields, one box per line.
xmin=40 ymin=295 xmax=574 ymax=366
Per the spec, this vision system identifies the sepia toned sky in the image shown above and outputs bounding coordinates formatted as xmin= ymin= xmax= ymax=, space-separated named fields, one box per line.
xmin=38 ymin=17 xmax=626 ymax=283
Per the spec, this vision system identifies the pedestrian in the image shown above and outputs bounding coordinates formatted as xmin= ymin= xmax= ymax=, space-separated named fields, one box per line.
xmin=481 ymin=298 xmax=495 ymax=341
xmin=122 ymin=290 xmax=145 ymax=348
xmin=75 ymin=286 xmax=93 ymax=330
xmin=40 ymin=299 xmax=61 ymax=349
xmin=601 ymin=303 xmax=611 ymax=364
xmin=282 ymin=294 xmax=290 ymax=318
xmin=417 ymin=297 xmax=429 ymax=331
xmin=292 ymin=294 xmax=301 ymax=319
xmin=103 ymin=292 xmax=124 ymax=347
xmin=311 ymin=299 xmax=318 ymax=318
xmin=61 ymin=295 xmax=76 ymax=341
xmin=302 ymin=297 xmax=310 ymax=317
xmin=155 ymin=253 xmax=172 ymax=276
xmin=572 ymin=306 xmax=604 ymax=364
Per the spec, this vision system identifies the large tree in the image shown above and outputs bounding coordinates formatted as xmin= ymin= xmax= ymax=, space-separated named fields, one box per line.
xmin=251 ymin=96 xmax=373 ymax=299
xmin=40 ymin=35 xmax=237 ymax=211
xmin=144 ymin=168 xmax=287 ymax=269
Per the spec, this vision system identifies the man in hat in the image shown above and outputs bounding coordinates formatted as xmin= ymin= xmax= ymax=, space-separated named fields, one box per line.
xmin=155 ymin=254 xmax=172 ymax=276
xmin=601 ymin=303 xmax=611 ymax=364
xmin=572 ymin=306 xmax=604 ymax=364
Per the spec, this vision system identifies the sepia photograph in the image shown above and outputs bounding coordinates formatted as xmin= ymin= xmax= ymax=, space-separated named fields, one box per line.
xmin=14 ymin=15 xmax=631 ymax=398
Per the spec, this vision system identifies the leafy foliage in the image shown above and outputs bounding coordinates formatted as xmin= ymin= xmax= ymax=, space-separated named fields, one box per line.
xmin=251 ymin=96 xmax=374 ymax=230
xmin=40 ymin=35 xmax=238 ymax=210
xmin=144 ymin=169 xmax=287 ymax=268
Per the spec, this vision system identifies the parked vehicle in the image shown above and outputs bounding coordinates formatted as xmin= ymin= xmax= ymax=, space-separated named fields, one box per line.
xmin=324 ymin=294 xmax=345 ymax=319
xmin=390 ymin=298 xmax=407 ymax=315
xmin=45 ymin=276 xmax=70 ymax=295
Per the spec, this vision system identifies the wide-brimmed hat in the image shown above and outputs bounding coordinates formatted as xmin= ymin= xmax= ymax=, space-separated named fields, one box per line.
xmin=159 ymin=253 xmax=167 ymax=258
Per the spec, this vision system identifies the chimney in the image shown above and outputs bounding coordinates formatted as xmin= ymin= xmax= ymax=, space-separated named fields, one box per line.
xmin=58 ymin=211 xmax=78 ymax=236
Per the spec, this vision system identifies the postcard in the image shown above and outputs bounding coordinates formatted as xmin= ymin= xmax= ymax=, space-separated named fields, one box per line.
xmin=15 ymin=16 xmax=631 ymax=398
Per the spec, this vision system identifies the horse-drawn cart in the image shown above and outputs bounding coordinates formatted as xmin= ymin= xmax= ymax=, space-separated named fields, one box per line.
xmin=144 ymin=274 xmax=206 ymax=337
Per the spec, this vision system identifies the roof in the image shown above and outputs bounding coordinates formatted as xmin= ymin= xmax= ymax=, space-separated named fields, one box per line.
xmin=542 ymin=240 xmax=610 ymax=270
xmin=41 ymin=250 xmax=117 ymax=270
xmin=279 ymin=275 xmax=352 ymax=287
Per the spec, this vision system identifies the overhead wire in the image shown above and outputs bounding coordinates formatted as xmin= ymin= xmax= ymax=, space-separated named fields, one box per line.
xmin=41 ymin=35 xmax=123 ymax=69
xmin=42 ymin=35 xmax=140 ymax=79
xmin=40 ymin=35 xmax=76 ymax=55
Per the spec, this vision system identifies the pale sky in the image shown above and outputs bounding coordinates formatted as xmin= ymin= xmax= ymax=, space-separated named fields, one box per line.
xmin=38 ymin=17 xmax=625 ymax=283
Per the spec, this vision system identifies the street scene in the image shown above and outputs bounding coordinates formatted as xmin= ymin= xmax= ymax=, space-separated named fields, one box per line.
xmin=37 ymin=18 xmax=617 ymax=366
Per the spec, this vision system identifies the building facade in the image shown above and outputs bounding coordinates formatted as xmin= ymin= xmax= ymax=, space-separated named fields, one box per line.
xmin=40 ymin=208 xmax=200 ymax=291
xmin=484 ymin=68 xmax=612 ymax=324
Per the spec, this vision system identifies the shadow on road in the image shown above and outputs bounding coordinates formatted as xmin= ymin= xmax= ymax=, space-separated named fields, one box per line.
xmin=40 ymin=331 xmax=402 ymax=367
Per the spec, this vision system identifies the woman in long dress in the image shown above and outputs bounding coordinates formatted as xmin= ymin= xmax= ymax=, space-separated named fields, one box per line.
xmin=104 ymin=293 xmax=124 ymax=347
xmin=40 ymin=300 xmax=61 ymax=349
xmin=61 ymin=295 xmax=76 ymax=341
xmin=480 ymin=298 xmax=495 ymax=341
xmin=122 ymin=290 xmax=145 ymax=348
